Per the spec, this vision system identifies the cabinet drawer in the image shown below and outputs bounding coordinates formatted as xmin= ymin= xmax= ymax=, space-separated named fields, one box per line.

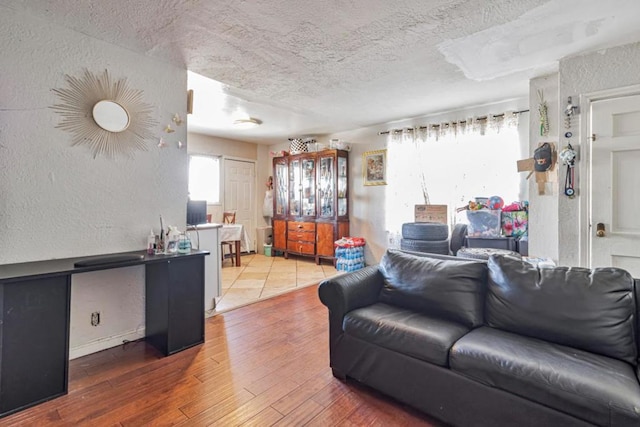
xmin=287 ymin=241 xmax=315 ymax=255
xmin=288 ymin=221 xmax=316 ymax=232
xmin=288 ymin=231 xmax=315 ymax=242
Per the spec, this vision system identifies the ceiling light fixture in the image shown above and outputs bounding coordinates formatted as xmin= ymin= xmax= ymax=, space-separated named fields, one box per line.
xmin=233 ymin=117 xmax=262 ymax=129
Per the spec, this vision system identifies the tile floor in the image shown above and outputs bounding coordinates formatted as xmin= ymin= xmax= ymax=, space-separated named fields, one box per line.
xmin=215 ymin=253 xmax=342 ymax=313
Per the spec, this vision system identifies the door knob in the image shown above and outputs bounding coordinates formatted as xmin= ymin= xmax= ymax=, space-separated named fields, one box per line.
xmin=596 ymin=223 xmax=605 ymax=237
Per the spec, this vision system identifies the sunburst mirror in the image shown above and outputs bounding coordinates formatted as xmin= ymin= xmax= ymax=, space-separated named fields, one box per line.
xmin=51 ymin=69 xmax=157 ymax=158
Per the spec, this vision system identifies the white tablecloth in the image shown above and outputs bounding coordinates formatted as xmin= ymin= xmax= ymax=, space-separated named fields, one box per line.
xmin=220 ymin=224 xmax=252 ymax=252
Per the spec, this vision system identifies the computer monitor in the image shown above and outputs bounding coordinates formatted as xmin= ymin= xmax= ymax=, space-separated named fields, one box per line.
xmin=186 ymin=200 xmax=207 ymax=225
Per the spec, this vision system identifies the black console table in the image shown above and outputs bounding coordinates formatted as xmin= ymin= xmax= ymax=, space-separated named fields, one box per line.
xmin=0 ymin=250 xmax=209 ymax=417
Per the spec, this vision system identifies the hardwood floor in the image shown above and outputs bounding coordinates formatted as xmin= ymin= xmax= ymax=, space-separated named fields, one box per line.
xmin=0 ymin=286 xmax=440 ymax=426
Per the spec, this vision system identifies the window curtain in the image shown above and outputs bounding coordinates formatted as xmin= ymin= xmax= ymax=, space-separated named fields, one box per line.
xmin=385 ymin=113 xmax=521 ymax=248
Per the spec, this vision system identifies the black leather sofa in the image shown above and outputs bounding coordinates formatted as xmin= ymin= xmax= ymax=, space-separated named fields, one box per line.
xmin=318 ymin=249 xmax=640 ymax=426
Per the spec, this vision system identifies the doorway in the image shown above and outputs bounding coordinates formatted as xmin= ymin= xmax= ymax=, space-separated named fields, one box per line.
xmin=589 ymin=93 xmax=640 ymax=276
xmin=223 ymin=158 xmax=256 ymax=252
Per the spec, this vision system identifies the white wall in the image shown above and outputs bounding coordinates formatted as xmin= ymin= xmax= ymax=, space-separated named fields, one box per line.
xmin=0 ymin=7 xmax=188 ymax=358
xmin=528 ymin=74 xmax=560 ymax=262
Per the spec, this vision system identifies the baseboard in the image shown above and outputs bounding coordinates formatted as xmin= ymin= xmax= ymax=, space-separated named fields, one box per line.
xmin=69 ymin=328 xmax=146 ymax=360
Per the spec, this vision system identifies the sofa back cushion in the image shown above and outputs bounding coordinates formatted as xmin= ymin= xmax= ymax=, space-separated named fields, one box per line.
xmin=486 ymin=255 xmax=637 ymax=365
xmin=378 ymin=249 xmax=488 ymax=328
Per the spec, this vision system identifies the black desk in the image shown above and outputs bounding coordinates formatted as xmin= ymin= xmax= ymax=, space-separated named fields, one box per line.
xmin=0 ymin=250 xmax=209 ymax=417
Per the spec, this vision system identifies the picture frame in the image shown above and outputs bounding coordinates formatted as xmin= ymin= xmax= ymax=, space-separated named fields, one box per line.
xmin=362 ymin=149 xmax=387 ymax=186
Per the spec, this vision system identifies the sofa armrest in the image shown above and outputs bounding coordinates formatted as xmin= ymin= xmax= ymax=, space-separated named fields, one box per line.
xmin=319 ymin=265 xmax=385 ymax=375
xmin=318 ymin=265 xmax=384 ymax=319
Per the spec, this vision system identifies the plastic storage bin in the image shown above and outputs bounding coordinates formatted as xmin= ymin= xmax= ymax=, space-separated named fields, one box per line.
xmin=466 ymin=209 xmax=501 ymax=237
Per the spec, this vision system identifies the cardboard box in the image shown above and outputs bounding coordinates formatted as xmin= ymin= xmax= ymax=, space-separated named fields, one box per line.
xmin=415 ymin=204 xmax=448 ymax=224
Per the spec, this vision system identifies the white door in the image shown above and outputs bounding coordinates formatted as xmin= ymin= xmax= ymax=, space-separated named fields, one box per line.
xmin=224 ymin=159 xmax=255 ymax=252
xmin=590 ymin=94 xmax=640 ymax=276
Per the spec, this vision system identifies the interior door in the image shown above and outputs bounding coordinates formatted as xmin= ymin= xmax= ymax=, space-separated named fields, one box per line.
xmin=224 ymin=159 xmax=255 ymax=252
xmin=590 ymin=94 xmax=640 ymax=276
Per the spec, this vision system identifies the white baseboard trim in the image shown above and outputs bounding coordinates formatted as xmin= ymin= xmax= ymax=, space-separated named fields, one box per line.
xmin=69 ymin=328 xmax=146 ymax=360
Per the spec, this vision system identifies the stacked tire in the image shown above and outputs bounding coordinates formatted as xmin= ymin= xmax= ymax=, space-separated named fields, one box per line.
xmin=400 ymin=222 xmax=450 ymax=255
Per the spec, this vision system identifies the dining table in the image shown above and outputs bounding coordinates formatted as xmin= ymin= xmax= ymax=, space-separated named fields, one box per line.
xmin=219 ymin=224 xmax=251 ymax=266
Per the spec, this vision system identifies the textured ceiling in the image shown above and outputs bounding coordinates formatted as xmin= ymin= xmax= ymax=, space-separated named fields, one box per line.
xmin=5 ymin=0 xmax=640 ymax=143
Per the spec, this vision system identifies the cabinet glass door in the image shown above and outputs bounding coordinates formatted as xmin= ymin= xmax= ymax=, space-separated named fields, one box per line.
xmin=289 ymin=157 xmax=315 ymax=217
xmin=301 ymin=158 xmax=315 ymax=216
xmin=337 ymin=156 xmax=348 ymax=217
xmin=318 ymin=156 xmax=334 ymax=217
xmin=274 ymin=162 xmax=287 ymax=216
xmin=289 ymin=159 xmax=301 ymax=216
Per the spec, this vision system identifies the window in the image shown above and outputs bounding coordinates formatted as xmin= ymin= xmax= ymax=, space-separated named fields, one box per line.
xmin=188 ymin=155 xmax=220 ymax=203
xmin=385 ymin=117 xmax=524 ymax=246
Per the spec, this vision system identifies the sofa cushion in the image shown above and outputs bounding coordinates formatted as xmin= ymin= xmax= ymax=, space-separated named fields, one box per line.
xmin=450 ymin=327 xmax=640 ymax=426
xmin=344 ymin=303 xmax=470 ymax=367
xmin=378 ymin=249 xmax=487 ymax=327
xmin=486 ymin=255 xmax=637 ymax=365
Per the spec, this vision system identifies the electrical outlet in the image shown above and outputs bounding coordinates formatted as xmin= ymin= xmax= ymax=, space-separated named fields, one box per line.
xmin=91 ymin=311 xmax=100 ymax=327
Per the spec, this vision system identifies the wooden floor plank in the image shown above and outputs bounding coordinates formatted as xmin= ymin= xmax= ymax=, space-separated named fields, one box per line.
xmin=272 ymin=399 xmax=325 ymax=427
xmin=0 ymin=285 xmax=445 ymax=427
xmin=241 ymin=406 xmax=284 ymax=427
xmin=306 ymin=390 xmax=363 ymax=426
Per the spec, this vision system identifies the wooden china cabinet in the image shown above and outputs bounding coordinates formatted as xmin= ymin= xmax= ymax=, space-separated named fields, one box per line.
xmin=272 ymin=149 xmax=349 ymax=264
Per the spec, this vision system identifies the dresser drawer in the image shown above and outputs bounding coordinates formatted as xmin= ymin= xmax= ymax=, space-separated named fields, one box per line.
xmin=288 ymin=231 xmax=315 ymax=242
xmin=287 ymin=241 xmax=315 ymax=255
xmin=288 ymin=221 xmax=316 ymax=232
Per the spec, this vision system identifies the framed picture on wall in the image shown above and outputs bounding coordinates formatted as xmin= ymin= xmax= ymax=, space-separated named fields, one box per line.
xmin=362 ymin=149 xmax=387 ymax=186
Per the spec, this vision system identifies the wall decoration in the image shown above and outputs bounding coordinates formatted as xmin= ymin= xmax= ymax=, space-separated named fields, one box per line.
xmin=537 ymin=89 xmax=549 ymax=137
xmin=51 ymin=69 xmax=156 ymax=158
xmin=363 ymin=149 xmax=387 ymax=186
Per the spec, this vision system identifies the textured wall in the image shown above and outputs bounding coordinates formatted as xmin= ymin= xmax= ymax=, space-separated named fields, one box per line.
xmin=558 ymin=41 xmax=640 ymax=266
xmin=528 ymin=74 xmax=560 ymax=262
xmin=0 ymin=7 xmax=188 ymax=357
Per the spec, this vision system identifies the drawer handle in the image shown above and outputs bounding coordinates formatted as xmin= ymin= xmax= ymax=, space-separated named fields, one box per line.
xmin=297 ymin=225 xmax=303 ymax=229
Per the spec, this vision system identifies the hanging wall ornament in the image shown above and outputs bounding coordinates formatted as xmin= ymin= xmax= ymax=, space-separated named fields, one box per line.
xmin=560 ymin=142 xmax=577 ymax=198
xmin=538 ymin=89 xmax=550 ymax=137
xmin=164 ymin=124 xmax=175 ymax=133
xmin=157 ymin=137 xmax=167 ymax=148
xmin=172 ymin=113 xmax=183 ymax=126
xmin=177 ymin=140 xmax=184 ymax=149
xmin=51 ymin=69 xmax=157 ymax=158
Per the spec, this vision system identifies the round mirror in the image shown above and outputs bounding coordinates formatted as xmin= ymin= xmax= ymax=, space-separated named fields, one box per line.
xmin=92 ymin=100 xmax=130 ymax=132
